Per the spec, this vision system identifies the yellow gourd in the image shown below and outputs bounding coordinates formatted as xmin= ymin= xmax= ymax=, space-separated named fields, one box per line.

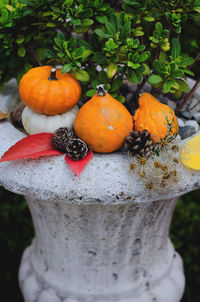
xmin=133 ymin=93 xmax=178 ymax=143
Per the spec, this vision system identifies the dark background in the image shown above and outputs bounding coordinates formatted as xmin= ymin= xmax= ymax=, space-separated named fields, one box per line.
xmin=0 ymin=187 xmax=199 ymax=302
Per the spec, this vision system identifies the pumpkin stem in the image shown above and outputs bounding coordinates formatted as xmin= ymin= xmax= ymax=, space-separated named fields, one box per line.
xmin=96 ymin=84 xmax=107 ymax=96
xmin=49 ymin=68 xmax=57 ymax=81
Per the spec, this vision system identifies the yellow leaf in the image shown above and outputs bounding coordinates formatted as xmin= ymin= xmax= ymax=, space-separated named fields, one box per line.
xmin=181 ymin=134 xmax=200 ymax=170
xmin=0 ymin=110 xmax=10 ymax=121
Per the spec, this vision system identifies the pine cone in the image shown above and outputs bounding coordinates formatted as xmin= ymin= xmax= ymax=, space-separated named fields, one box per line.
xmin=66 ymin=138 xmax=88 ymax=161
xmin=124 ymin=130 xmax=154 ymax=157
xmin=10 ymin=102 xmax=25 ymax=128
xmin=52 ymin=127 xmax=75 ymax=153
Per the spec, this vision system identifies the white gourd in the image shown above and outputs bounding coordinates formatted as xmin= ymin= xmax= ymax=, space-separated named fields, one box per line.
xmin=22 ymin=105 xmax=79 ymax=134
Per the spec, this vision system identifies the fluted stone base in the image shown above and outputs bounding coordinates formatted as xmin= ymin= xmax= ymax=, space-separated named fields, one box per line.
xmin=18 ymin=196 xmax=185 ymax=302
xmin=19 ymin=246 xmax=184 ymax=302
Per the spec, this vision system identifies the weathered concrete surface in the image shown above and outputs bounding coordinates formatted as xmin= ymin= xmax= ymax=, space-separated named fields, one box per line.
xmin=1 ymin=121 xmax=199 ymax=301
xmin=0 ymin=121 xmax=200 ymax=205
xmin=18 ymin=196 xmax=184 ymax=302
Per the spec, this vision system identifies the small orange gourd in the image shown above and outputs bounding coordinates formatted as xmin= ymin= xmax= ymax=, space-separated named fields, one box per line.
xmin=19 ymin=66 xmax=81 ymax=115
xmin=133 ymin=93 xmax=178 ymax=143
xmin=74 ymin=85 xmax=133 ymax=153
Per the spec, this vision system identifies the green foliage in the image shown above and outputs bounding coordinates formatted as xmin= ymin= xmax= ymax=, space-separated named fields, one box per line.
xmin=149 ymin=22 xmax=170 ymax=51
xmin=0 ymin=0 xmax=200 ymax=104
xmin=148 ymin=38 xmax=194 ymax=94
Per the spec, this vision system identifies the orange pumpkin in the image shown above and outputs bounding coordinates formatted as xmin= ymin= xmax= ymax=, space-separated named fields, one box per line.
xmin=133 ymin=93 xmax=178 ymax=143
xmin=19 ymin=66 xmax=81 ymax=115
xmin=74 ymin=85 xmax=133 ymax=153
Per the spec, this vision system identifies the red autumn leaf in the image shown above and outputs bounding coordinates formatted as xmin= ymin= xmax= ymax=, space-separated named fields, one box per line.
xmin=0 ymin=133 xmax=63 ymax=163
xmin=65 ymin=149 xmax=93 ymax=177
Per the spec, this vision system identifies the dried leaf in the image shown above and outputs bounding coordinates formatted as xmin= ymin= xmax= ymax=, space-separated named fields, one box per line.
xmin=0 ymin=133 xmax=63 ymax=163
xmin=65 ymin=149 xmax=93 ymax=177
xmin=0 ymin=110 xmax=10 ymax=121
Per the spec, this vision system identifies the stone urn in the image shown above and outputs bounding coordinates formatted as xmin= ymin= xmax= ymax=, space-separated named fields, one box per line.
xmin=1 ymin=118 xmax=200 ymax=302
xmin=1 ymin=80 xmax=200 ymax=302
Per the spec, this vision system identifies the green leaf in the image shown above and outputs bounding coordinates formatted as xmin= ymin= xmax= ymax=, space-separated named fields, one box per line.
xmin=129 ymin=70 xmax=142 ymax=84
xmin=184 ymin=69 xmax=194 ymax=77
xmin=94 ymin=29 xmax=111 ymax=38
xmin=106 ymin=84 xmax=111 ymax=91
xmin=107 ymin=63 xmax=117 ymax=79
xmin=16 ymin=35 xmax=24 ymax=44
xmin=110 ymin=14 xmax=119 ymax=32
xmin=91 ymin=80 xmax=99 ymax=89
xmin=64 ymin=0 xmax=74 ymax=7
xmin=143 ymin=16 xmax=155 ymax=22
xmin=104 ymin=38 xmax=118 ymax=51
xmin=77 ymin=39 xmax=91 ymax=50
xmin=171 ymin=69 xmax=184 ymax=78
xmin=120 ymin=22 xmax=131 ymax=39
xmin=82 ymin=49 xmax=92 ymax=60
xmin=46 ymin=22 xmax=57 ymax=27
xmin=98 ymin=70 xmax=107 ymax=84
xmin=105 ymin=22 xmax=116 ymax=35
xmin=5 ymin=5 xmax=15 ymax=12
xmin=73 ymin=47 xmax=85 ymax=59
xmin=74 ymin=26 xmax=90 ymax=34
xmin=111 ymin=77 xmax=123 ymax=92
xmin=75 ymin=61 xmax=82 ymax=68
xmin=92 ymin=52 xmax=106 ymax=64
xmin=138 ymin=53 xmax=148 ymax=63
xmin=72 ymin=70 xmax=90 ymax=83
xmin=142 ymin=64 xmax=150 ymax=75
xmin=64 ymin=48 xmax=72 ymax=59
xmin=71 ymin=19 xmax=81 ymax=26
xmin=175 ymin=79 xmax=189 ymax=92
xmin=181 ymin=56 xmax=195 ymax=67
xmin=117 ymin=95 xmax=125 ymax=103
xmin=159 ymin=52 xmax=168 ymax=62
xmin=0 ymin=9 xmax=8 ymax=24
xmin=44 ymin=49 xmax=55 ymax=59
xmin=93 ymin=0 xmax=101 ymax=8
xmin=96 ymin=16 xmax=108 ymax=24
xmin=61 ymin=63 xmax=73 ymax=73
xmin=110 ymin=92 xmax=118 ymax=98
xmin=54 ymin=38 xmax=63 ymax=50
xmin=169 ymin=80 xmax=180 ymax=90
xmin=148 ymin=75 xmax=163 ymax=85
xmin=150 ymin=37 xmax=159 ymax=44
xmin=17 ymin=47 xmax=26 ymax=57
xmin=194 ymin=7 xmax=200 ymax=13
xmin=57 ymin=52 xmax=65 ymax=58
xmin=161 ymin=41 xmax=170 ymax=52
xmin=134 ymin=31 xmax=144 ymax=36
xmin=128 ymin=62 xmax=140 ymax=69
xmin=170 ymin=38 xmax=181 ymax=60
xmin=153 ymin=59 xmax=163 ymax=75
xmin=163 ymin=81 xmax=171 ymax=94
xmin=155 ymin=22 xmax=163 ymax=35
xmin=4 ymin=22 xmax=12 ymax=28
xmin=81 ymin=19 xmax=94 ymax=27
xmin=68 ymin=37 xmax=77 ymax=49
xmin=86 ymin=89 xmax=96 ymax=97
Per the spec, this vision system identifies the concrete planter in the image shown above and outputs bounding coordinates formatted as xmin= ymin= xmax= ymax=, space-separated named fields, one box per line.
xmin=1 ymin=120 xmax=200 ymax=302
xmin=1 ymin=79 xmax=200 ymax=302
